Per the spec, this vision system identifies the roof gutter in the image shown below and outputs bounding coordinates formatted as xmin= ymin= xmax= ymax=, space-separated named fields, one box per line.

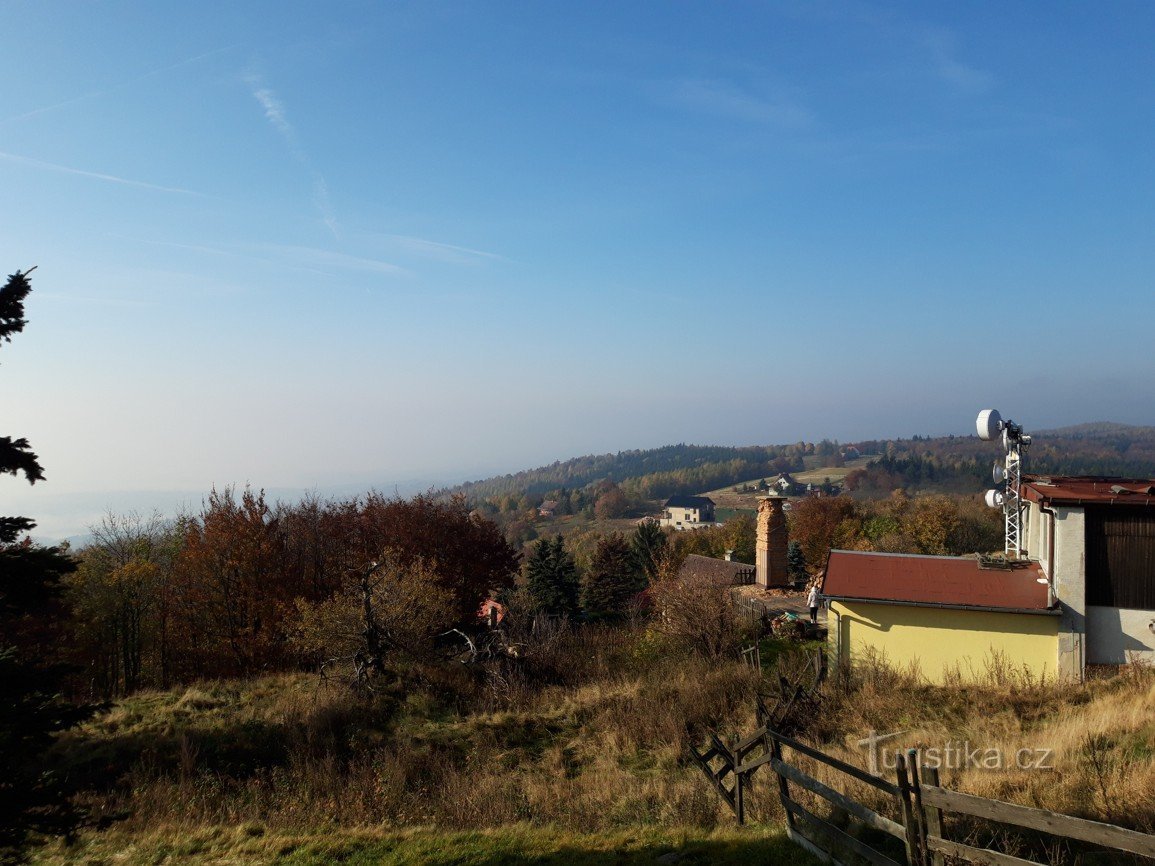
xmin=822 ymin=594 xmax=1060 ymax=616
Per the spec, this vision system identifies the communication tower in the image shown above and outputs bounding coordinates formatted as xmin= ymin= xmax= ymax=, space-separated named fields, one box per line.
xmin=977 ymin=409 xmax=1032 ymax=559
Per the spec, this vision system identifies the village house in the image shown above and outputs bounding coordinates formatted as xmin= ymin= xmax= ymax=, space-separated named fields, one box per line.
xmin=823 ymin=474 xmax=1155 ymax=682
xmin=659 ymin=495 xmax=716 ymax=529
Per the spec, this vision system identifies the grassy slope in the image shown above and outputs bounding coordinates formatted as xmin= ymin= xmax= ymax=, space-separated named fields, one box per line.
xmin=703 ymin=456 xmax=875 ymax=511
xmin=33 ymin=824 xmax=810 ymax=865
xmin=36 ymin=640 xmax=1155 ymax=863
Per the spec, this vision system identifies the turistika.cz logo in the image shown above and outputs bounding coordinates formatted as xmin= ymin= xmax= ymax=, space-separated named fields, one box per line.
xmin=856 ymin=730 xmax=1055 ymax=774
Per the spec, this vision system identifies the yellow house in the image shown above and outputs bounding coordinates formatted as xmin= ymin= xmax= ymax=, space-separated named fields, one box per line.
xmin=823 ymin=550 xmax=1060 ymax=683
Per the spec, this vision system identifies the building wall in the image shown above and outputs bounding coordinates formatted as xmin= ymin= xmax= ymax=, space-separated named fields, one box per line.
xmin=1025 ymin=501 xmax=1086 ymax=680
xmin=829 ymin=600 xmax=1060 ymax=684
xmin=660 ymin=506 xmax=707 ymax=529
xmin=1086 ymin=606 xmax=1155 ymax=664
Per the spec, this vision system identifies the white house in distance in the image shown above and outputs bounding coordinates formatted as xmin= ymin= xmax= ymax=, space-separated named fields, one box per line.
xmin=660 ymin=495 xmax=716 ymax=530
xmin=1021 ymin=476 xmax=1155 ymax=678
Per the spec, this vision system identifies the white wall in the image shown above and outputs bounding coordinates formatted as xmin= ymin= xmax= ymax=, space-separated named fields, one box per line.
xmin=1087 ymin=607 xmax=1155 ymax=664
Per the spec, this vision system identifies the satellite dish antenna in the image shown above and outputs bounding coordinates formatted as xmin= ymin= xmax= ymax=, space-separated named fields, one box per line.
xmin=977 ymin=409 xmax=1003 ymax=441
xmin=976 ymin=408 xmax=1032 ymax=559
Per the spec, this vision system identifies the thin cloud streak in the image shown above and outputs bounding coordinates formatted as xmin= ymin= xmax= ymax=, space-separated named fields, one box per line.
xmin=1 ymin=45 xmax=239 ymax=126
xmin=0 ymin=150 xmax=200 ymax=195
xmin=387 ymin=234 xmax=510 ymax=264
xmin=116 ymin=236 xmax=403 ymax=279
xmin=667 ymin=78 xmax=813 ymax=128
xmin=255 ymin=244 xmax=410 ymax=276
xmin=245 ymin=70 xmax=340 ymax=239
xmin=922 ymin=28 xmax=994 ymax=95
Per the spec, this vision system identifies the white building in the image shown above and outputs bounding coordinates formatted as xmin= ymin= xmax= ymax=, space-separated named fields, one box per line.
xmin=660 ymin=495 xmax=716 ymax=530
xmin=1022 ymin=476 xmax=1155 ymax=678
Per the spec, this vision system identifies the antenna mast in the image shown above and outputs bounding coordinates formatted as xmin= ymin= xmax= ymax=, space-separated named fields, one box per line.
xmin=977 ymin=409 xmax=1032 ymax=559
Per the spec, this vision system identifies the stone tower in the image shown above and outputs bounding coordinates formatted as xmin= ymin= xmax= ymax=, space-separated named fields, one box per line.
xmin=756 ymin=495 xmax=789 ymax=587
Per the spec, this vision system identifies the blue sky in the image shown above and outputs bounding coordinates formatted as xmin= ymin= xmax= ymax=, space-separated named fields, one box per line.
xmin=3 ymin=2 xmax=1154 ymax=536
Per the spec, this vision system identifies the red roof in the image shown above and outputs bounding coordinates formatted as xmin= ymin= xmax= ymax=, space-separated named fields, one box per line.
xmin=1022 ymin=476 xmax=1155 ymax=507
xmin=823 ymin=550 xmax=1053 ymax=612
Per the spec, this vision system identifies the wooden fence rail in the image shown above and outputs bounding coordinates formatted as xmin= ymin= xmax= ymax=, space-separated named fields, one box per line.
xmin=692 ymin=725 xmax=1155 ymax=866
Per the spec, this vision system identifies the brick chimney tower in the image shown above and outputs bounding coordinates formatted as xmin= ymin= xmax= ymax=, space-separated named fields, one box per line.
xmin=756 ymin=495 xmax=789 ymax=587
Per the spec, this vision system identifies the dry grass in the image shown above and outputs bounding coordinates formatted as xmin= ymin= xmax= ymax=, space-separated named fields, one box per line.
xmin=41 ymin=628 xmax=1155 ymax=864
xmin=54 ymin=627 xmax=763 ymax=842
xmin=31 ymin=823 xmax=812 ymax=865
xmin=786 ymin=652 xmax=1155 ymax=854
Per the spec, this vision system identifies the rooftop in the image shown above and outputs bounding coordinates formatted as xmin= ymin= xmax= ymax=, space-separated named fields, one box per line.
xmin=823 ymin=549 xmax=1054 ymax=613
xmin=676 ymin=553 xmax=753 ymax=583
xmin=1022 ymin=475 xmax=1155 ymax=507
xmin=664 ymin=495 xmax=715 ymax=508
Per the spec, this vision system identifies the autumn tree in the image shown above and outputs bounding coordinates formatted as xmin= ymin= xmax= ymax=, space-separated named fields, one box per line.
xmin=0 ymin=268 xmax=91 ymax=860
xmin=593 ymin=481 xmax=629 ymax=520
xmin=67 ymin=512 xmax=184 ymax=697
xmin=524 ymin=535 xmax=580 ymax=617
xmin=171 ymin=486 xmax=287 ymax=678
xmin=787 ymin=495 xmax=863 ymax=569
xmin=583 ymin=533 xmax=644 ymax=619
xmin=718 ymin=513 xmax=756 ymax=564
xmin=294 ymin=550 xmax=455 ymax=690
xmin=350 ymin=493 xmax=520 ymax=621
xmin=650 ymin=569 xmax=741 ymax=658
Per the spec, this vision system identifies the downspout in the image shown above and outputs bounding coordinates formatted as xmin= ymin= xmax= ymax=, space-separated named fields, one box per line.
xmin=830 ymin=602 xmax=843 ymax=670
xmin=1039 ymin=503 xmax=1057 ymax=608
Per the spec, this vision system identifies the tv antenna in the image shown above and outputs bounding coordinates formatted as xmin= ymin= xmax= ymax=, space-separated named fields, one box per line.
xmin=977 ymin=409 xmax=1031 ymax=559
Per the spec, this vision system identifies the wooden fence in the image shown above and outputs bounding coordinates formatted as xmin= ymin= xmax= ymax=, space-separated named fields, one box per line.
xmin=732 ymin=567 xmax=757 ymax=586
xmin=692 ymin=726 xmax=1155 ymax=866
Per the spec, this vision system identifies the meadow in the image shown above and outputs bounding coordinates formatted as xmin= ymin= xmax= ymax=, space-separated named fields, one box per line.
xmin=33 ymin=622 xmax=1155 ymax=865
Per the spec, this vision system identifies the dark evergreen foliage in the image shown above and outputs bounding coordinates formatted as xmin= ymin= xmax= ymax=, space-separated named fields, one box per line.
xmin=787 ymin=540 xmax=807 ymax=583
xmin=582 ymin=534 xmax=645 ymax=619
xmin=524 ymin=535 xmax=580 ymax=617
xmin=0 ymin=268 xmax=92 ymax=861
xmin=0 ymin=268 xmax=32 ymax=346
xmin=629 ymin=519 xmax=667 ymax=583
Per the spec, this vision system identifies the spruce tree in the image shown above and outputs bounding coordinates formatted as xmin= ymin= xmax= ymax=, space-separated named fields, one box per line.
xmin=525 ymin=535 xmax=580 ymax=617
xmin=583 ymin=533 xmax=644 ymax=619
xmin=629 ymin=519 xmax=667 ymax=583
xmin=787 ymin=540 xmax=808 ymax=586
xmin=0 ymin=269 xmax=91 ymax=860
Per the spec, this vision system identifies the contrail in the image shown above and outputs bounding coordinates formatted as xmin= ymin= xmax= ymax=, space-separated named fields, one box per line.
xmin=0 ymin=150 xmax=200 ymax=195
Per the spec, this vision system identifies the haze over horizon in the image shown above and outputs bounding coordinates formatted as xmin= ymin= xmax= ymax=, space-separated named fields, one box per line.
xmin=4 ymin=2 xmax=1155 ymax=538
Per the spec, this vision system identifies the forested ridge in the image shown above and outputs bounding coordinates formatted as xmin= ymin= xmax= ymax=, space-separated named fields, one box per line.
xmin=440 ymin=443 xmax=803 ymax=501
xmin=440 ymin=424 xmax=1155 ymax=514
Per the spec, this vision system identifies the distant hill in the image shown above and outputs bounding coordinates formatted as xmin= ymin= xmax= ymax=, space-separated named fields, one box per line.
xmin=844 ymin=424 xmax=1155 ymax=495
xmin=439 ymin=443 xmax=805 ymax=504
xmin=441 ymin=424 xmax=1155 ymax=515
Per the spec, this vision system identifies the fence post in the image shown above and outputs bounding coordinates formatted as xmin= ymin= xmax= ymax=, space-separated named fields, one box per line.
xmin=918 ymin=764 xmax=944 ymax=866
xmin=906 ymin=750 xmax=929 ymax=864
xmin=770 ymin=734 xmax=796 ymax=834
xmin=895 ymin=751 xmax=924 ymax=866
xmin=735 ymin=758 xmax=745 ymax=825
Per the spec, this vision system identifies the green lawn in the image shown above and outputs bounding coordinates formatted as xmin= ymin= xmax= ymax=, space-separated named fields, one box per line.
xmin=33 ymin=824 xmax=816 ymax=865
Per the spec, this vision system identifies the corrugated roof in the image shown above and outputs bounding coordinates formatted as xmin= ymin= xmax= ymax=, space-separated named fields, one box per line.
xmin=1022 ymin=476 xmax=1155 ymax=507
xmin=823 ymin=550 xmax=1053 ymax=612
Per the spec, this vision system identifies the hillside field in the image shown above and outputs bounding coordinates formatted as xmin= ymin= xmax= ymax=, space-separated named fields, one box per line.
xmin=703 ymin=456 xmax=875 ymax=511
